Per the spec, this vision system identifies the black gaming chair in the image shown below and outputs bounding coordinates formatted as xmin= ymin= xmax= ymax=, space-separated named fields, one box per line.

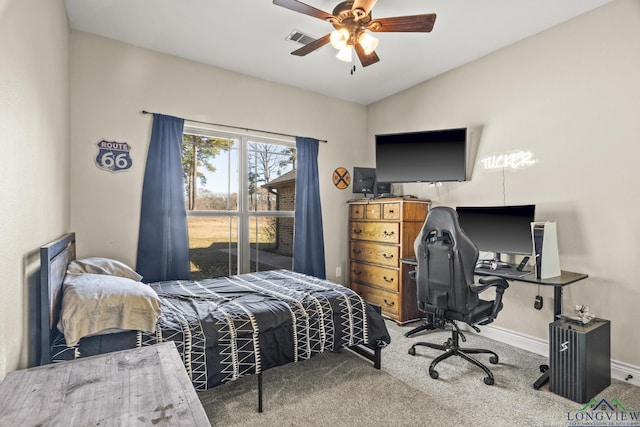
xmin=408 ymin=206 xmax=509 ymax=385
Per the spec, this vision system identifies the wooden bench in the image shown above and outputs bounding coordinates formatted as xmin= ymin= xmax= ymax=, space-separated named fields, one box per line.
xmin=0 ymin=341 xmax=210 ymax=426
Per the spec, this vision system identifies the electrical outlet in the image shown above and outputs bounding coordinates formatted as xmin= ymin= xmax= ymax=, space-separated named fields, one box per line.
xmin=335 ymin=267 xmax=342 ymax=277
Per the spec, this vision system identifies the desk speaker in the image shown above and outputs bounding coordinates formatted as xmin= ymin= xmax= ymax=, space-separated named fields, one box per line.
xmin=549 ymin=318 xmax=611 ymax=403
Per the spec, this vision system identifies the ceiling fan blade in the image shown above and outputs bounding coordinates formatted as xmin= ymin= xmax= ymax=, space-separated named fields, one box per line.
xmin=354 ymin=42 xmax=380 ymax=67
xmin=369 ymin=13 xmax=437 ymax=32
xmin=291 ymin=34 xmax=331 ymax=56
xmin=273 ymin=0 xmax=334 ymax=21
xmin=352 ymin=0 xmax=378 ymax=16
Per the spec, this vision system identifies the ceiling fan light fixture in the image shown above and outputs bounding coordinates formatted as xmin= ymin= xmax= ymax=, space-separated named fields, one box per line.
xmin=336 ymin=46 xmax=353 ymax=62
xmin=330 ymin=28 xmax=350 ymax=50
xmin=358 ymin=32 xmax=379 ymax=55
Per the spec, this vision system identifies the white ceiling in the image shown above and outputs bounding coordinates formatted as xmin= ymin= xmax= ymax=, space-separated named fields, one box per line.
xmin=64 ymin=0 xmax=612 ymax=105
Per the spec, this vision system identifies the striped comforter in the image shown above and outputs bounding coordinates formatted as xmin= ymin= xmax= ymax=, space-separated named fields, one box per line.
xmin=51 ymin=270 xmax=390 ymax=390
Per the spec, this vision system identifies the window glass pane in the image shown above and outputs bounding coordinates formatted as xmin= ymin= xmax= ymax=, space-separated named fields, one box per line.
xmin=248 ymin=141 xmax=296 ymax=212
xmin=249 ymin=216 xmax=293 ymax=272
xmin=184 ymin=130 xmax=295 ymax=277
xmin=188 ymin=216 xmax=239 ymax=279
xmin=183 ymin=133 xmax=238 ymax=211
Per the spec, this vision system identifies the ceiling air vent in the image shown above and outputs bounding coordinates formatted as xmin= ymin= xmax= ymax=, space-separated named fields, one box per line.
xmin=285 ymin=29 xmax=316 ymax=45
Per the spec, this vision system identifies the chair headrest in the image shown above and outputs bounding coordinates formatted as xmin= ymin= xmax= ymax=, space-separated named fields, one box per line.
xmin=415 ymin=206 xmax=479 ymax=266
xmin=423 ymin=206 xmax=465 ymax=238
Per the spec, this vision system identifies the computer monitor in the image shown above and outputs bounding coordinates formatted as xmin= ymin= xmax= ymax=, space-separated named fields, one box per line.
xmin=455 ymin=205 xmax=536 ymax=257
xmin=353 ymin=167 xmax=376 ymax=195
xmin=353 ymin=167 xmax=392 ymax=198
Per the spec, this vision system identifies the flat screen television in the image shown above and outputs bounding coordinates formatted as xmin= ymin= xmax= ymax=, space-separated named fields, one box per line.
xmin=375 ymin=128 xmax=467 ymax=183
xmin=352 ymin=167 xmax=391 ymax=197
xmin=455 ymin=205 xmax=536 ymax=256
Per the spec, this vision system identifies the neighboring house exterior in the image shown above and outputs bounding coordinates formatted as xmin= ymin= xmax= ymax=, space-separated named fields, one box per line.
xmin=262 ymin=169 xmax=295 ymax=257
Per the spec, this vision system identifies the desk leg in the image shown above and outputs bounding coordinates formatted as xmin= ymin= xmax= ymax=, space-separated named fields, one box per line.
xmin=533 ymin=367 xmax=550 ymax=390
xmin=533 ymin=285 xmax=562 ymax=389
xmin=554 ymin=286 xmax=562 ymax=317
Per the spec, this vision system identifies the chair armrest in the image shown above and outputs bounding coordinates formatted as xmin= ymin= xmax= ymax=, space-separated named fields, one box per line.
xmin=471 ymin=276 xmax=510 ymax=324
xmin=472 ymin=276 xmax=510 ymax=293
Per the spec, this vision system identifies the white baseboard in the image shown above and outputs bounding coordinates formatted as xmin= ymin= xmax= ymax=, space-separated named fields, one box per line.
xmin=472 ymin=324 xmax=640 ymax=388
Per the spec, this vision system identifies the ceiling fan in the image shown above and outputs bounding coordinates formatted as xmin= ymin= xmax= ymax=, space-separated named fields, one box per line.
xmin=273 ymin=0 xmax=436 ymax=68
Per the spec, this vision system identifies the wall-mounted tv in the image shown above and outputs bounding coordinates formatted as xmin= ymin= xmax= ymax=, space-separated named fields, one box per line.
xmin=375 ymin=128 xmax=467 ymax=183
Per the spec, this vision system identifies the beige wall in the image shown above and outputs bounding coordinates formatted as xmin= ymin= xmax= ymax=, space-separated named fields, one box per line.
xmin=367 ymin=1 xmax=640 ymax=366
xmin=69 ymin=32 xmax=367 ymax=285
xmin=0 ymin=0 xmax=70 ymax=379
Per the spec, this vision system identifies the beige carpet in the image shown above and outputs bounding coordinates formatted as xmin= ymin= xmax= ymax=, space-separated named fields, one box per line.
xmin=198 ymin=349 xmax=458 ymax=426
xmin=198 ymin=319 xmax=640 ymax=426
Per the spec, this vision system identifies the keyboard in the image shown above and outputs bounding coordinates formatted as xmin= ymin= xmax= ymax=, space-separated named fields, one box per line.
xmin=474 ymin=267 xmax=532 ymax=279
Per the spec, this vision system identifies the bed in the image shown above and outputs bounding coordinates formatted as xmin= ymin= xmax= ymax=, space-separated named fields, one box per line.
xmin=39 ymin=232 xmax=390 ymax=411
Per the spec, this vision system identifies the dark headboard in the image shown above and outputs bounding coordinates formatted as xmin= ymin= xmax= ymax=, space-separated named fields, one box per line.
xmin=39 ymin=232 xmax=76 ymax=365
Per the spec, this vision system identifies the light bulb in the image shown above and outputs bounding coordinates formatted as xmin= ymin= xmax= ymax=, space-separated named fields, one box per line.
xmin=358 ymin=32 xmax=379 ymax=55
xmin=336 ymin=47 xmax=352 ymax=62
xmin=330 ymin=28 xmax=350 ymax=50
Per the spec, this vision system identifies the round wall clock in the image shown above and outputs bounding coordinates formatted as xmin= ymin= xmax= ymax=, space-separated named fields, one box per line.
xmin=332 ymin=167 xmax=350 ymax=189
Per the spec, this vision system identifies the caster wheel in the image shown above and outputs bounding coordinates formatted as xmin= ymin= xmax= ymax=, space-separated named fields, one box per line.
xmin=489 ymin=355 xmax=499 ymax=364
xmin=408 ymin=347 xmax=416 ymax=356
xmin=540 ymin=364 xmax=549 ymax=373
xmin=429 ymin=370 xmax=439 ymax=380
xmin=484 ymin=377 xmax=494 ymax=385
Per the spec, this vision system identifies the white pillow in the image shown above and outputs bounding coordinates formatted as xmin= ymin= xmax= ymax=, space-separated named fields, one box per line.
xmin=67 ymin=257 xmax=143 ymax=281
xmin=59 ymin=273 xmax=161 ymax=346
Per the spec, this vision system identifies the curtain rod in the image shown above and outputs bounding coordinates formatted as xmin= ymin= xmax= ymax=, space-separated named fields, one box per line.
xmin=141 ymin=110 xmax=327 ymax=143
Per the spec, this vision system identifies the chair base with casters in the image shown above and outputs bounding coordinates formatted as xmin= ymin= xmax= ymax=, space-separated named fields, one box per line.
xmin=408 ymin=320 xmax=499 ymax=385
xmin=404 ymin=315 xmax=452 ymax=338
xmin=404 ymin=320 xmax=436 ymax=338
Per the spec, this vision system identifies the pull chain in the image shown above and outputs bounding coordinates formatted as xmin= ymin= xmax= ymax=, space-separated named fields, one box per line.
xmin=350 ymin=48 xmax=356 ymax=75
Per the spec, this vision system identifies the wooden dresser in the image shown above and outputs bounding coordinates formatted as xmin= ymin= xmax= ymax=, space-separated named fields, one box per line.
xmin=348 ymin=198 xmax=429 ymax=323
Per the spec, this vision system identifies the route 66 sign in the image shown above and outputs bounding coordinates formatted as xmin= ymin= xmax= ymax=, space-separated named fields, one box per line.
xmin=95 ymin=140 xmax=133 ymax=173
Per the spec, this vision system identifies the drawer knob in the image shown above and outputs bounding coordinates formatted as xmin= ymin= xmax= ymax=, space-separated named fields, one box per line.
xmin=353 ymin=229 xmax=363 ymax=234
xmin=352 ymin=249 xmax=362 ymax=254
xmin=352 ymin=270 xmax=362 ymax=276
xmin=383 ymin=299 xmax=395 ymax=307
xmin=383 ymin=276 xmax=394 ymax=283
xmin=383 ymin=231 xmax=395 ymax=237
xmin=388 ymin=210 xmax=395 ymax=213
xmin=382 ymin=253 xmax=394 ymax=259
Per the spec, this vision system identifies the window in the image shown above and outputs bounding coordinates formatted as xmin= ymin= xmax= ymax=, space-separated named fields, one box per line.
xmin=182 ymin=126 xmax=296 ymax=279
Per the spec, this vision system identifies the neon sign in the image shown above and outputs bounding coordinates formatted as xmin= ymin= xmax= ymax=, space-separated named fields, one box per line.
xmin=480 ymin=150 xmax=537 ymax=170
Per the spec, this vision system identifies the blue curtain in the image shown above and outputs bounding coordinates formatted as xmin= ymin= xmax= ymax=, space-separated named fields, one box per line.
xmin=136 ymin=114 xmax=190 ymax=283
xmin=293 ymin=137 xmax=326 ymax=279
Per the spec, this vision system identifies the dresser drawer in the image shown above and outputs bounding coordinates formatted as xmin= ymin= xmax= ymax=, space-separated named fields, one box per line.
xmin=364 ymin=203 xmax=381 ymax=219
xmin=349 ymin=221 xmax=400 ymax=244
xmin=349 ymin=241 xmax=399 ymax=267
xmin=349 ymin=204 xmax=365 ymax=219
xmin=350 ymin=261 xmax=399 ymax=292
xmin=351 ymin=282 xmax=399 ymax=317
xmin=383 ymin=203 xmax=401 ymax=220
